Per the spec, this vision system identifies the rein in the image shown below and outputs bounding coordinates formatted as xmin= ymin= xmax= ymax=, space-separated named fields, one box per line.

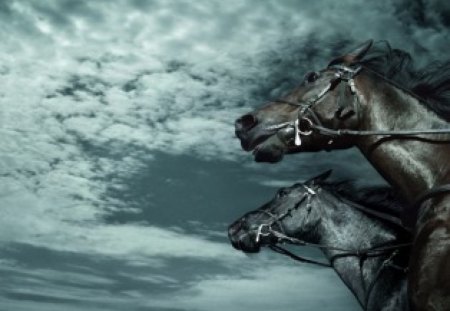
xmin=264 ymin=224 xmax=411 ymax=265
xmin=312 ymin=126 xmax=450 ymax=137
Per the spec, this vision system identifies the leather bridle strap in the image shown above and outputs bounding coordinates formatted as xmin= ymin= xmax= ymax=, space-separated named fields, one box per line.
xmin=312 ymin=125 xmax=450 ymax=137
xmin=268 ymin=244 xmax=332 ymax=267
xmin=269 ymin=241 xmax=409 ymax=310
xmin=269 ymin=227 xmax=411 ymax=259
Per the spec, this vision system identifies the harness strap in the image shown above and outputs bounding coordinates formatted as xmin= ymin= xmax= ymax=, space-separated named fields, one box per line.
xmin=268 ymin=244 xmax=331 ymax=267
xmin=313 ymin=125 xmax=450 ymax=137
xmin=275 ymin=229 xmax=411 ymax=258
xmin=269 ymin=238 xmax=409 ymax=309
xmin=363 ymin=250 xmax=400 ymax=309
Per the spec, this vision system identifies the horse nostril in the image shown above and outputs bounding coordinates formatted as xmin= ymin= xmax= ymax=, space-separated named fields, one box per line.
xmin=235 ymin=114 xmax=258 ymax=132
xmin=228 ymin=222 xmax=240 ymax=239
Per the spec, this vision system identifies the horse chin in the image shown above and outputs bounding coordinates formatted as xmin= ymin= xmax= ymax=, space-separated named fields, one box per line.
xmin=232 ymin=236 xmax=261 ymax=253
xmin=241 ymin=244 xmax=261 ymax=254
xmin=253 ymin=135 xmax=287 ymax=163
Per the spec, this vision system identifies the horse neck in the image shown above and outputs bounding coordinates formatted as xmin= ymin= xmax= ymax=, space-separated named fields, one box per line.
xmin=316 ymin=191 xmax=400 ymax=308
xmin=354 ymin=69 xmax=450 ymax=202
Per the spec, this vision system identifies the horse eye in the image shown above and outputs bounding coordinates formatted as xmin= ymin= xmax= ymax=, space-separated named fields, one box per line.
xmin=305 ymin=71 xmax=319 ymax=83
xmin=277 ymin=189 xmax=289 ymax=198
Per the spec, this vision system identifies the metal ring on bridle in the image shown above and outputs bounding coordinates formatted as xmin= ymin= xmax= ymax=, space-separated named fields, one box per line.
xmin=298 ymin=117 xmax=314 ymax=135
xmin=255 ymin=224 xmax=271 ymax=243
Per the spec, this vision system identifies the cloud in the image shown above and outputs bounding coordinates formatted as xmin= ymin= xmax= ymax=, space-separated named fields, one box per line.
xmin=0 ymin=243 xmax=360 ymax=311
xmin=148 ymin=263 xmax=361 ymax=311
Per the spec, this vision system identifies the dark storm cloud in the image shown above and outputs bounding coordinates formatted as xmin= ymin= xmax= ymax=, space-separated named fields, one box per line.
xmin=394 ymin=0 xmax=450 ymax=28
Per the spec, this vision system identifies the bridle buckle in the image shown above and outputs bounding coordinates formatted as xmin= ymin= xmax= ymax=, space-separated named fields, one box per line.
xmin=294 ymin=117 xmax=314 ymax=146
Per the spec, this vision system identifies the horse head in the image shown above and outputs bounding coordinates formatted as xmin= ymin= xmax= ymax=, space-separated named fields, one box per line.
xmin=235 ymin=40 xmax=373 ymax=162
xmin=228 ymin=170 xmax=331 ymax=252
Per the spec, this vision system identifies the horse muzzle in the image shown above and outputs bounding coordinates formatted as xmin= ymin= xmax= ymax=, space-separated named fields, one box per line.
xmin=228 ymin=222 xmax=261 ymax=253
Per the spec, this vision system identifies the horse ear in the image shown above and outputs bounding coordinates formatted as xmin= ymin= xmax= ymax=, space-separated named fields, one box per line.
xmin=305 ymin=170 xmax=332 ymax=185
xmin=328 ymin=39 xmax=373 ymax=66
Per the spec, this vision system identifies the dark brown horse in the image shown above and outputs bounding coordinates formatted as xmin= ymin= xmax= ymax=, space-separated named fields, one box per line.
xmin=234 ymin=40 xmax=450 ymax=310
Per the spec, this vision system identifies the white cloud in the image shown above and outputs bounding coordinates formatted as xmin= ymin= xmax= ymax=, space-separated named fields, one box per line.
xmin=0 ymin=246 xmax=360 ymax=311
xmin=148 ymin=263 xmax=361 ymax=311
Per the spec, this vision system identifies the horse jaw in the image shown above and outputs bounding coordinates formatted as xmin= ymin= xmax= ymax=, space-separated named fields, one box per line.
xmin=253 ymin=134 xmax=288 ymax=163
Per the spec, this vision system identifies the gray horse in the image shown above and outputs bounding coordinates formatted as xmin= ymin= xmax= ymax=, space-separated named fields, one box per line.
xmin=228 ymin=171 xmax=411 ymax=311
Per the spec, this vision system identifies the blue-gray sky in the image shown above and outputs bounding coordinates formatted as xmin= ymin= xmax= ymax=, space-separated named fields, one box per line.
xmin=0 ymin=1 xmax=448 ymax=310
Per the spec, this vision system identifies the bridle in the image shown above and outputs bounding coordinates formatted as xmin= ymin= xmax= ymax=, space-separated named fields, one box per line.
xmin=249 ymin=184 xmax=411 ymax=309
xmin=251 ymin=184 xmax=411 ymax=264
xmin=268 ymin=64 xmax=450 ymax=147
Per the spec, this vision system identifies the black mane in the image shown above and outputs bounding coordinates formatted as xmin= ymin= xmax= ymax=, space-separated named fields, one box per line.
xmin=318 ymin=181 xmax=406 ymax=220
xmin=355 ymin=41 xmax=450 ymax=122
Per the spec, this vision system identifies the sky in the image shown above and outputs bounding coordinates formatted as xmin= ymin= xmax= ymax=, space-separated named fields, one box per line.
xmin=0 ymin=1 xmax=449 ymax=310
